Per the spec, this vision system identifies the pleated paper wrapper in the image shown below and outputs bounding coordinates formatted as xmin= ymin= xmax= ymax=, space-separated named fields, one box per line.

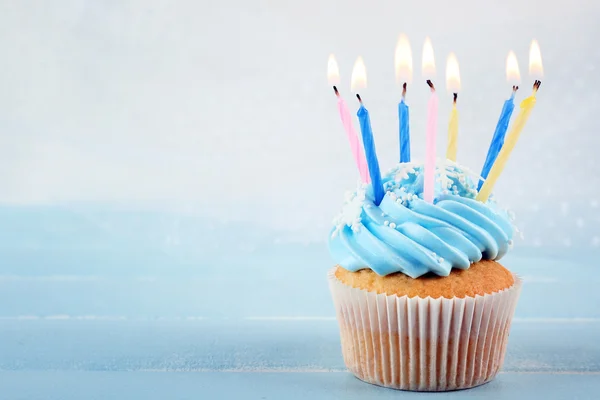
xmin=328 ymin=268 xmax=522 ymax=391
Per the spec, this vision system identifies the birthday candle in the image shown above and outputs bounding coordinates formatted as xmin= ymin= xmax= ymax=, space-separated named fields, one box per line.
xmin=398 ymin=90 xmax=411 ymax=163
xmin=327 ymin=55 xmax=370 ymax=183
xmin=445 ymin=53 xmax=461 ymax=162
xmin=478 ymin=51 xmax=520 ymax=190
xmin=424 ymin=84 xmax=439 ymax=203
xmin=422 ymin=37 xmax=438 ymax=203
xmin=351 ymin=57 xmax=384 ymax=205
xmin=395 ymin=34 xmax=413 ymax=163
xmin=477 ymin=41 xmax=543 ymax=202
xmin=476 ymin=85 xmax=538 ymax=202
xmin=357 ymin=102 xmax=384 ymax=205
xmin=446 ymin=102 xmax=458 ymax=161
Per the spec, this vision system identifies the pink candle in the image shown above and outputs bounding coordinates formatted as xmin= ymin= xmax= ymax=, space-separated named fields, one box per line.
xmin=336 ymin=89 xmax=370 ymax=183
xmin=423 ymin=81 xmax=438 ymax=203
xmin=328 ymin=54 xmax=369 ymax=183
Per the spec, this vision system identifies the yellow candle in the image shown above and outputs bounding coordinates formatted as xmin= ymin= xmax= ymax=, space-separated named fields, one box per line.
xmin=476 ymin=88 xmax=537 ymax=202
xmin=446 ymin=102 xmax=458 ymax=161
xmin=445 ymin=53 xmax=460 ymax=162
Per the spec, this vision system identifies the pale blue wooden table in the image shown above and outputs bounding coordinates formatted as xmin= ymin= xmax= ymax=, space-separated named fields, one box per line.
xmin=0 ymin=207 xmax=599 ymax=399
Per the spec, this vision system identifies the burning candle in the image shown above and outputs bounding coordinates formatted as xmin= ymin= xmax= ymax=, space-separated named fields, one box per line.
xmin=422 ymin=37 xmax=438 ymax=203
xmin=395 ymin=34 xmax=413 ymax=163
xmin=327 ymin=55 xmax=370 ymax=183
xmin=478 ymin=51 xmax=521 ymax=190
xmin=477 ymin=40 xmax=543 ymax=202
xmin=351 ymin=57 xmax=384 ymax=205
xmin=445 ymin=53 xmax=461 ymax=162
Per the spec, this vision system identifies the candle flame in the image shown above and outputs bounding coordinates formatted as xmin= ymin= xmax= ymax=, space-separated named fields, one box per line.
xmin=529 ymin=39 xmax=543 ymax=79
xmin=327 ymin=54 xmax=340 ymax=86
xmin=395 ymin=34 xmax=413 ymax=84
xmin=506 ymin=51 xmax=521 ymax=84
xmin=445 ymin=53 xmax=461 ymax=93
xmin=350 ymin=56 xmax=367 ymax=93
xmin=421 ymin=37 xmax=436 ymax=78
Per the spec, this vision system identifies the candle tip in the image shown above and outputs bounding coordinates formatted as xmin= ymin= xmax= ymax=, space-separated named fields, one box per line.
xmin=533 ymin=80 xmax=542 ymax=92
xmin=426 ymin=79 xmax=435 ymax=91
xmin=333 ymin=86 xmax=339 ymax=96
xmin=356 ymin=93 xmax=363 ymax=103
xmin=453 ymin=93 xmax=458 ymax=104
xmin=402 ymin=82 xmax=407 ymax=98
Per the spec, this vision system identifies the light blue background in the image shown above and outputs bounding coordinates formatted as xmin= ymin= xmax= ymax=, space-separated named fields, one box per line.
xmin=1 ymin=1 xmax=599 ymax=398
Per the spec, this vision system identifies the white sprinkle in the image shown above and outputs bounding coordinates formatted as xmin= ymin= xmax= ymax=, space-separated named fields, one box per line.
xmin=384 ymin=220 xmax=389 ymax=226
xmin=389 ymin=222 xmax=397 ymax=229
xmin=381 ymin=213 xmax=385 ymax=217
xmin=438 ymin=257 xmax=444 ymax=263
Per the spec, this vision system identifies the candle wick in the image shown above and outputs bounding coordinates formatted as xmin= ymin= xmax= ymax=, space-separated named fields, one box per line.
xmin=453 ymin=93 xmax=458 ymax=104
xmin=356 ymin=93 xmax=363 ymax=104
xmin=402 ymin=82 xmax=407 ymax=99
xmin=533 ymin=80 xmax=542 ymax=93
xmin=333 ymin=86 xmax=340 ymax=97
xmin=426 ymin=79 xmax=435 ymax=91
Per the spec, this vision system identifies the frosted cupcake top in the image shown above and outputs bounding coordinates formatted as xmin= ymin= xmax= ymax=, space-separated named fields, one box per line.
xmin=328 ymin=162 xmax=514 ymax=278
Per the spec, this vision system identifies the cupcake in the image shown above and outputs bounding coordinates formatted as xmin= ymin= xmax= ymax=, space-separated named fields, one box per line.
xmin=328 ymin=162 xmax=522 ymax=391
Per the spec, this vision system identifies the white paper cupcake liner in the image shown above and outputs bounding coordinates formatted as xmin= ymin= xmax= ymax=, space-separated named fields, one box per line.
xmin=328 ymin=267 xmax=522 ymax=391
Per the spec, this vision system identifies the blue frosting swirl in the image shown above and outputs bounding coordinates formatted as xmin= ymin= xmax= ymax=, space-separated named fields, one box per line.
xmin=329 ymin=162 xmax=514 ymax=278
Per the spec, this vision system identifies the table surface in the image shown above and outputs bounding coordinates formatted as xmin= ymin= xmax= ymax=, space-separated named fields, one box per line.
xmin=1 ymin=218 xmax=599 ymax=399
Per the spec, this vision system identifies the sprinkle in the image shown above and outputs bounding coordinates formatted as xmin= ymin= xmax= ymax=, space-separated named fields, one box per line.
xmin=508 ymin=239 xmax=514 ymax=246
xmin=381 ymin=213 xmax=385 ymax=217
xmin=438 ymin=257 xmax=444 ymax=263
xmin=389 ymin=222 xmax=397 ymax=229
xmin=384 ymin=220 xmax=389 ymax=226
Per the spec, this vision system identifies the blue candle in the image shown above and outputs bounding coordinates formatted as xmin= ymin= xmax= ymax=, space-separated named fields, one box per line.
xmin=398 ymin=86 xmax=411 ymax=162
xmin=357 ymin=98 xmax=384 ymax=205
xmin=478 ymin=90 xmax=516 ymax=190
